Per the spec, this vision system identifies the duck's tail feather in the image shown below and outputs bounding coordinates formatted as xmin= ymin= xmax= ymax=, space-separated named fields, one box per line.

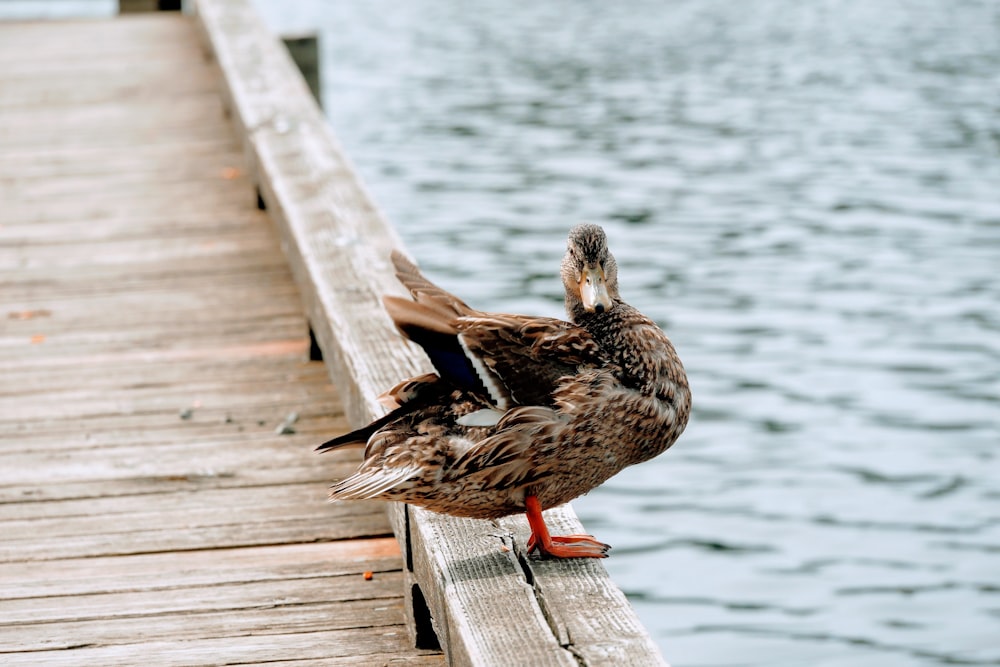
xmin=316 ymin=374 xmax=442 ymax=453
xmin=329 ymin=464 xmax=422 ymax=501
xmin=390 ymin=250 xmax=475 ymax=318
xmin=315 ymin=409 xmax=400 ymax=453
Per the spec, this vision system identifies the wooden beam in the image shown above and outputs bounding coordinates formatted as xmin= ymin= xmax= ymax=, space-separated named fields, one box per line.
xmin=192 ymin=1 xmax=668 ymax=665
xmin=120 ymin=0 xmax=183 ymax=12
xmin=282 ymin=32 xmax=322 ymax=109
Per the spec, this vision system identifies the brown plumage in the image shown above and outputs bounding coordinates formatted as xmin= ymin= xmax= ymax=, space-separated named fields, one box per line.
xmin=317 ymin=223 xmax=691 ymax=558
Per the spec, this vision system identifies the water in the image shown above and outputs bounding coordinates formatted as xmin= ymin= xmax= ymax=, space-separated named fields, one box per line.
xmin=266 ymin=2 xmax=999 ymax=664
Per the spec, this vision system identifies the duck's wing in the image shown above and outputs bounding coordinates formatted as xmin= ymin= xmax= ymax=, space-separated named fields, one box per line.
xmin=446 ymin=404 xmax=562 ymax=490
xmin=454 ymin=314 xmax=608 ymax=408
xmin=385 ymin=292 xmax=608 ymax=408
xmin=386 ymin=250 xmax=610 ymax=408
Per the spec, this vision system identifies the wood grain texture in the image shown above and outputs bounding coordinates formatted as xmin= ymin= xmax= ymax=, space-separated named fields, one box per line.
xmin=194 ymin=0 xmax=668 ymax=665
xmin=0 ymin=13 xmax=441 ymax=667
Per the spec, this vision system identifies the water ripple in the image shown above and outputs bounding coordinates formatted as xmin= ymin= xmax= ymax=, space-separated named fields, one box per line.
xmin=685 ymin=625 xmax=1000 ymax=666
xmin=250 ymin=0 xmax=1000 ymax=663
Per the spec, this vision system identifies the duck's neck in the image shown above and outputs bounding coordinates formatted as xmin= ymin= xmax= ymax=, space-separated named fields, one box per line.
xmin=574 ymin=301 xmax=688 ymax=400
xmin=569 ymin=299 xmax=626 ymax=328
xmin=567 ymin=299 xmax=621 ymax=326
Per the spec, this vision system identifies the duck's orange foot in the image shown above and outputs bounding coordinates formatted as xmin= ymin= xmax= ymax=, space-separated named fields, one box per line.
xmin=526 ymin=533 xmax=611 ymax=559
xmin=522 ymin=495 xmax=611 ymax=559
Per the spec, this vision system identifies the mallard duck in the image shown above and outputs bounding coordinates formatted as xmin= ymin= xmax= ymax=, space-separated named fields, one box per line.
xmin=318 ymin=224 xmax=690 ymax=558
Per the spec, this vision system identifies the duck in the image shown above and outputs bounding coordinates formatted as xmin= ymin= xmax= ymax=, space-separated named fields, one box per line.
xmin=317 ymin=223 xmax=691 ymax=558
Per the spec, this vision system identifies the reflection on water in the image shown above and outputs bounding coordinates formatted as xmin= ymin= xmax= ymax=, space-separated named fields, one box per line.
xmin=252 ymin=1 xmax=1000 ymax=664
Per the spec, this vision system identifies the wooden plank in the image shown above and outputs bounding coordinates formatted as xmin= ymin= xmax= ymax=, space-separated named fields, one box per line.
xmin=194 ymin=0 xmax=667 ymax=664
xmin=0 ymin=68 xmax=219 ymax=110
xmin=0 ymin=94 xmax=226 ymax=144
xmin=0 ymin=496 xmax=389 ymax=562
xmin=0 ymin=238 xmax=282 ymax=278
xmin=406 ymin=507 xmax=576 ymax=666
xmin=0 ymin=157 xmax=237 ymax=198
xmin=501 ymin=511 xmax=669 ymax=665
xmin=0 ymin=208 xmax=257 ymax=244
xmin=5 ymin=599 xmax=411 ymax=653
xmin=0 ymin=114 xmax=233 ymax=153
xmin=0 ymin=16 xmax=197 ymax=61
xmin=0 ymin=630 xmax=434 ymax=667
xmin=0 ymin=570 xmax=406 ymax=626
xmin=0 ymin=356 xmax=328 ymax=401
xmin=0 ymin=352 xmax=325 ymax=393
xmin=0 ymin=183 xmax=259 ymax=225
xmin=0 ymin=443 xmax=340 ymax=485
xmin=0 ymin=333 xmax=312 ymax=376
xmin=0 ymin=137 xmax=238 ymax=179
xmin=0 ymin=20 xmax=215 ymax=112
xmin=0 ymin=339 xmax=311 ymax=374
xmin=0 ymin=539 xmax=401 ymax=599
xmin=0 ymin=434 xmax=349 ymax=487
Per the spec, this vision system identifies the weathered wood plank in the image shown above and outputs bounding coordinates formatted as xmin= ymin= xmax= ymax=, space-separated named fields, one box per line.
xmin=502 ymin=511 xmax=668 ymax=665
xmin=0 ymin=15 xmax=197 ymax=61
xmin=0 ymin=539 xmax=401 ymax=599
xmin=0 ymin=246 xmax=287 ymax=288
xmin=0 ymin=467 xmax=341 ymax=505
xmin=0 ymin=338 xmax=314 ymax=382
xmin=0 ymin=450 xmax=342 ymax=498
xmin=0 ymin=485 xmax=376 ymax=531
xmin=0 ymin=358 xmax=328 ymax=404
xmin=0 ymin=630 xmax=434 ymax=667
xmin=0 ymin=21 xmax=216 ymax=112
xmin=0 ymin=339 xmax=311 ymax=375
xmin=0 ymin=154 xmax=244 ymax=201
xmin=194 ymin=0 xmax=667 ymax=664
xmin=0 ymin=94 xmax=226 ymax=144
xmin=4 ymin=599 xmax=411 ymax=653
xmin=0 ymin=183 xmax=258 ymax=225
xmin=0 ymin=208 xmax=256 ymax=244
xmin=0 ymin=137 xmax=238 ymax=180
xmin=406 ymin=507 xmax=578 ymax=666
xmin=1 ymin=279 xmax=300 ymax=319
xmin=0 ymin=71 xmax=219 ymax=111
xmin=0 ymin=570 xmax=406 ymax=626
xmin=0 ymin=354 xmax=326 ymax=396
xmin=0 ymin=382 xmax=327 ymax=423
xmin=0 ymin=436 xmax=349 ymax=485
xmin=0 ymin=482 xmax=367 ymax=540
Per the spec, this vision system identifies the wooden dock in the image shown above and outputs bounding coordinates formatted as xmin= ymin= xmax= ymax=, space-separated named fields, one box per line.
xmin=1 ymin=2 xmax=667 ymax=665
xmin=0 ymin=12 xmax=440 ymax=666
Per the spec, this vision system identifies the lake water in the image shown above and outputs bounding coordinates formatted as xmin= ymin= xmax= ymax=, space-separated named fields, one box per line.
xmin=12 ymin=0 xmax=989 ymax=663
xmin=249 ymin=1 xmax=1000 ymax=664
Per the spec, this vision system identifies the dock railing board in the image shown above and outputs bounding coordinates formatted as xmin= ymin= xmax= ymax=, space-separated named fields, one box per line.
xmin=194 ymin=1 xmax=668 ymax=665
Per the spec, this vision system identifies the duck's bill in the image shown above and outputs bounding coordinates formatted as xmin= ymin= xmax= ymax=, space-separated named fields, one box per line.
xmin=579 ymin=267 xmax=612 ymax=314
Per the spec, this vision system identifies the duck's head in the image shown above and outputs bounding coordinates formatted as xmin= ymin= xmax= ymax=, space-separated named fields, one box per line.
xmin=561 ymin=223 xmax=619 ymax=318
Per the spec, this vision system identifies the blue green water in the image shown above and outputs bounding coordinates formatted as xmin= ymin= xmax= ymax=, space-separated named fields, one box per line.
xmin=256 ymin=3 xmax=1000 ymax=664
